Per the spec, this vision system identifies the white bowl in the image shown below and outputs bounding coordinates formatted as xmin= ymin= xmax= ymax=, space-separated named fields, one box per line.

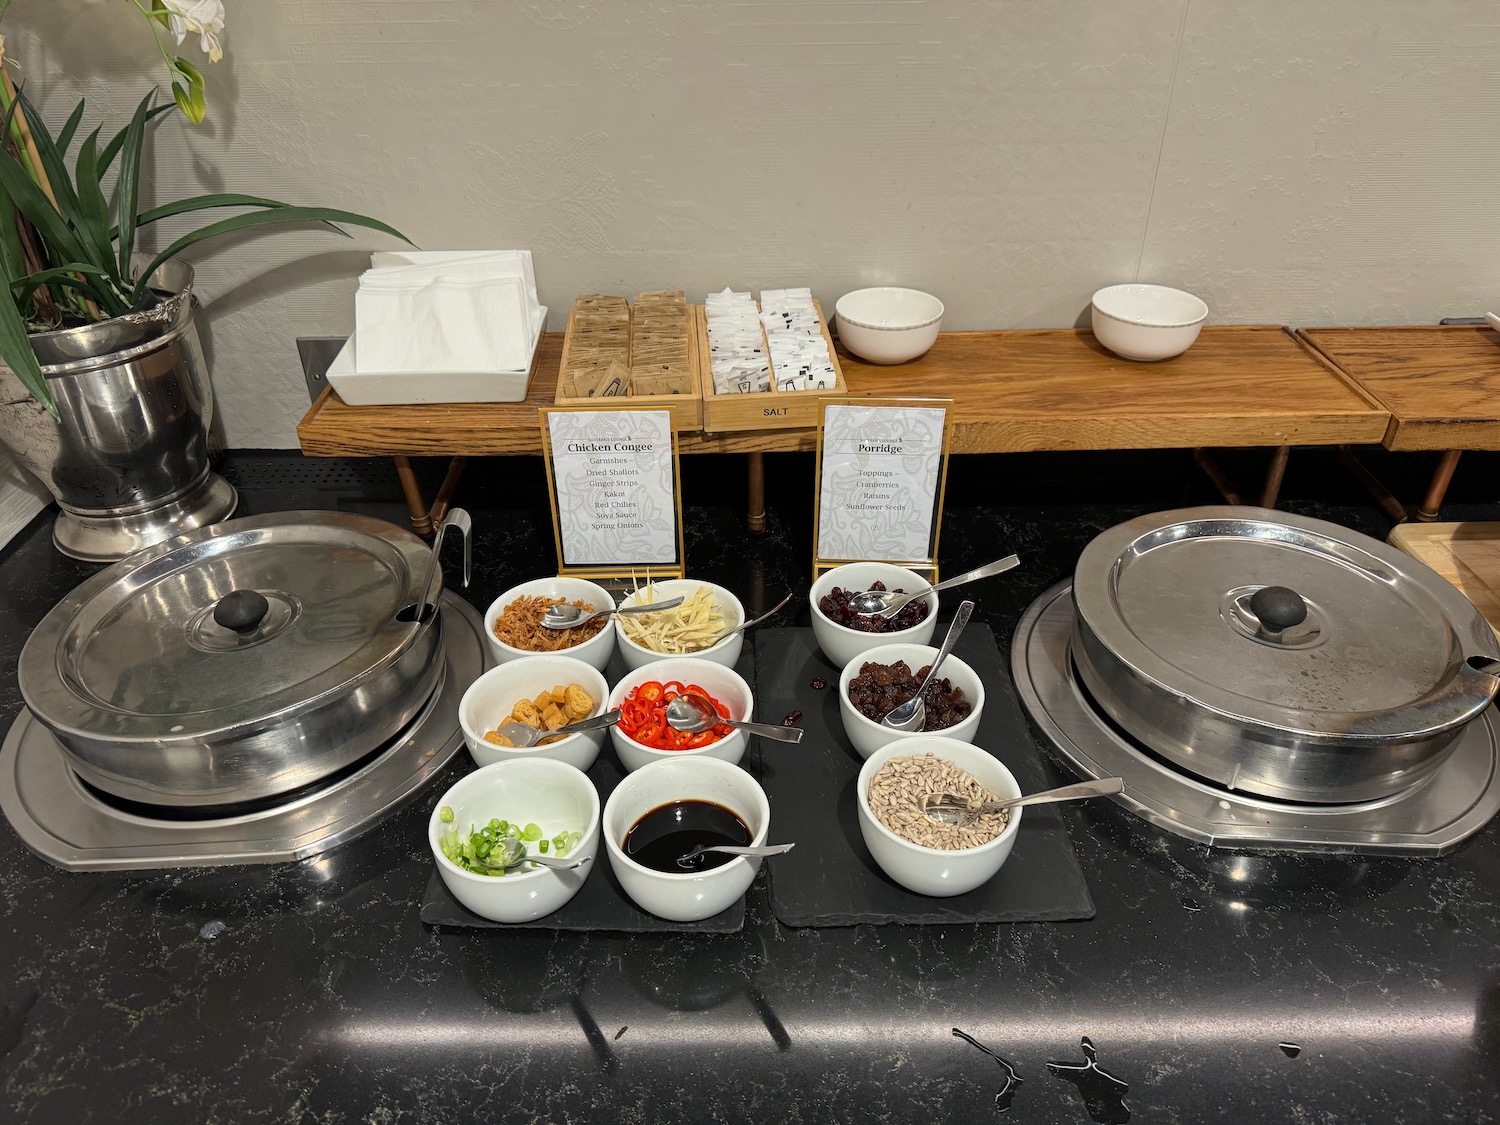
xmin=1090 ymin=283 xmax=1208 ymax=362
xmin=484 ymin=577 xmax=617 ymax=670
xmin=602 ymin=756 xmax=770 ymax=921
xmin=459 ymin=655 xmax=611 ymax=772
xmin=856 ymin=737 xmax=1021 ymax=897
xmin=615 ymin=578 xmax=745 ymax=671
xmin=809 ymin=562 xmax=939 ymax=669
xmin=606 ymin=657 xmax=753 ymax=773
xmin=835 ymin=287 xmax=944 ymax=365
xmin=838 ymin=643 xmax=986 ymax=759
xmin=429 ymin=758 xmax=602 ymax=923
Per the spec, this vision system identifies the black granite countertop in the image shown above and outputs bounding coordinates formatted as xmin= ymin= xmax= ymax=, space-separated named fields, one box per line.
xmin=1 ymin=448 xmax=1497 ymax=1124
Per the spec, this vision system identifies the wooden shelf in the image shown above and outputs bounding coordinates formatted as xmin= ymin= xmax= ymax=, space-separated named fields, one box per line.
xmin=1297 ymin=325 xmax=1500 ymax=451
xmin=298 ymin=325 xmax=1390 ymax=458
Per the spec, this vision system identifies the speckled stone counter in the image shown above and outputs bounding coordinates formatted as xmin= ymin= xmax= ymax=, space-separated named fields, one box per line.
xmin=1 ymin=449 xmax=1497 ymax=1124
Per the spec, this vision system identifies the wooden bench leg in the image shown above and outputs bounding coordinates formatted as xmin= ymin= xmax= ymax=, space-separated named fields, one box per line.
xmin=1193 ymin=449 xmax=1244 ymax=505
xmin=1417 ymin=450 xmax=1462 ymax=522
xmin=747 ymin=452 xmax=767 ymax=535
xmin=1337 ymin=446 xmax=1408 ymax=524
xmin=393 ymin=455 xmax=469 ymax=538
xmin=1259 ymin=446 xmax=1291 ymax=508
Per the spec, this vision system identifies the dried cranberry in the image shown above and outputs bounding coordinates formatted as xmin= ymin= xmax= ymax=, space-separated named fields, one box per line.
xmin=809 ymin=676 xmax=827 ymax=690
xmin=781 ymin=709 xmax=803 ymax=726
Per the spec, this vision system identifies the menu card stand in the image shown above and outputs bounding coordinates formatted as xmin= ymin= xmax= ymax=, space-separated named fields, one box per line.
xmin=541 ymin=407 xmax=685 ymax=581
xmin=812 ymin=397 xmax=954 ymax=580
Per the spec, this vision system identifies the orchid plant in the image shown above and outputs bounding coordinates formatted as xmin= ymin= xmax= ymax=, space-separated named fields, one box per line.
xmin=0 ymin=1 xmax=408 ymax=416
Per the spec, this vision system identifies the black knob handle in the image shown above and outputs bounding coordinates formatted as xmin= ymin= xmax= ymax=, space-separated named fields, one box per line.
xmin=213 ymin=589 xmax=269 ymax=634
xmin=1250 ymin=585 xmax=1307 ymax=631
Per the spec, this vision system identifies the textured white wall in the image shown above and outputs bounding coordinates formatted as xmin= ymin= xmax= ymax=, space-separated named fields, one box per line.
xmin=7 ymin=1 xmax=1499 ymax=447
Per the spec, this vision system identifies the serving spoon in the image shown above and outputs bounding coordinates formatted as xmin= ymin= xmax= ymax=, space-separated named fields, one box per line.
xmin=881 ymin=601 xmax=974 ymax=731
xmin=484 ymin=837 xmax=593 ymax=871
xmin=676 ymin=842 xmax=796 ymax=867
xmin=540 ymin=596 xmax=685 ymax=631
xmin=487 ymin=708 xmax=622 ymax=749
xmin=707 ymin=591 xmax=794 ymax=645
xmin=920 ymin=777 xmax=1125 ymax=828
xmin=850 ymin=554 xmax=1020 ymax=619
xmin=664 ymin=693 xmax=806 ymax=744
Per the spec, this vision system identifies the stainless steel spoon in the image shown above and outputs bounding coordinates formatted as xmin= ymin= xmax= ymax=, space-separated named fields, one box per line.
xmin=676 ymin=842 xmax=796 ymax=867
xmin=484 ymin=837 xmax=593 ymax=871
xmin=881 ymin=601 xmax=974 ymax=731
xmin=408 ymin=508 xmax=471 ymax=619
xmin=851 ymin=554 xmax=1019 ymax=619
xmin=540 ymin=596 xmax=685 ymax=631
xmin=663 ymin=693 xmax=805 ymax=744
xmin=487 ymin=708 xmax=622 ymax=749
xmin=920 ymin=777 xmax=1125 ymax=827
xmin=707 ymin=591 xmax=794 ymax=645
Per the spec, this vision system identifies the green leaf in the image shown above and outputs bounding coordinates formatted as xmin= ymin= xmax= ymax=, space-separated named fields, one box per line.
xmin=133 ymin=207 xmax=412 ymax=298
xmin=54 ymin=100 xmax=87 ymax=157
xmin=11 ymin=263 xmax=128 ymax=317
xmin=14 ymin=87 xmax=85 ymax=240
xmin=0 ymin=173 xmax=27 ymax=286
xmin=99 ymin=102 xmax=173 ymax=177
xmin=0 ymin=139 xmax=90 ymax=268
xmin=114 ymin=90 xmax=155 ymax=281
xmin=112 ymin=194 xmax=299 ymax=238
xmin=73 ymin=127 xmax=114 ymax=272
xmin=0 ymin=298 xmax=53 ymax=417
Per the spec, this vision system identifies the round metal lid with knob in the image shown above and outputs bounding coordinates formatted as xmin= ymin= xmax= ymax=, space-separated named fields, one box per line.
xmin=18 ymin=510 xmax=449 ymax=807
xmin=1070 ymin=506 xmax=1500 ymax=803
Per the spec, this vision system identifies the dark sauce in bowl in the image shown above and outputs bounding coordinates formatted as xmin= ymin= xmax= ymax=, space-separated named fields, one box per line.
xmin=624 ymin=800 xmax=752 ymax=873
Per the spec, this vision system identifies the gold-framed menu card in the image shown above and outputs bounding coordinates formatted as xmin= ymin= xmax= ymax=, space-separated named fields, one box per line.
xmin=813 ymin=397 xmax=954 ymax=580
xmin=540 ymin=407 xmax=685 ymax=580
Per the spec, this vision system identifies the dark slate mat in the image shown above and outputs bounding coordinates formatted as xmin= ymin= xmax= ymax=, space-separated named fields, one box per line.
xmin=421 ymin=645 xmax=758 ymax=933
xmin=753 ymin=625 xmax=1095 ymax=927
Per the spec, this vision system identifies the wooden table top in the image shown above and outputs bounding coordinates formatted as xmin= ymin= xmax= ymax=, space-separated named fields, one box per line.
xmin=296 ymin=325 xmax=1390 ymax=458
xmin=1297 ymin=325 xmax=1500 ymax=451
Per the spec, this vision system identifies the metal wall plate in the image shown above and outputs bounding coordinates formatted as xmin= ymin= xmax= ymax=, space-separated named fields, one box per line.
xmin=1012 ymin=581 xmax=1500 ymax=855
xmin=0 ymin=594 xmax=488 ymax=871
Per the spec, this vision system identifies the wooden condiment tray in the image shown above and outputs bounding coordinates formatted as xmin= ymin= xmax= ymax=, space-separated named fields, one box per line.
xmin=694 ymin=300 xmax=847 ymax=432
xmin=554 ymin=303 xmax=703 ymax=431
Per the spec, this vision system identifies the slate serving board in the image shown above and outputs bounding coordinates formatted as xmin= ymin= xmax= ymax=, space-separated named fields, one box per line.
xmin=420 ymin=646 xmax=759 ymax=933
xmin=753 ymin=625 xmax=1095 ymax=927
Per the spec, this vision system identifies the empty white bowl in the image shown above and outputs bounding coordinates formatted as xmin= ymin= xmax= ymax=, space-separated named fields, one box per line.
xmin=838 ymin=642 xmax=986 ymax=759
xmin=602 ymin=755 xmax=770 ymax=921
xmin=607 ymin=657 xmax=753 ymax=773
xmin=835 ymin=287 xmax=944 ymax=364
xmin=1090 ymin=283 xmax=1208 ymax=362
xmin=809 ymin=562 xmax=939 ymax=669
xmin=459 ymin=655 xmax=610 ymax=772
xmin=615 ymin=579 xmax=745 ymax=671
xmin=485 ymin=577 xmax=617 ymax=670
xmin=856 ymin=737 xmax=1021 ymax=897
xmin=429 ymin=758 xmax=601 ymax=923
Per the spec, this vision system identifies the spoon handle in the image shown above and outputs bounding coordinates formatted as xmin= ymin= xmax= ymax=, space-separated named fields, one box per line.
xmin=691 ymin=843 xmax=796 ymax=859
xmin=616 ymin=596 xmax=685 ymax=617
xmin=556 ymin=708 xmax=623 ymax=736
xmin=930 ymin=554 xmax=1020 ymax=595
xmin=728 ymin=718 xmax=805 ymax=743
xmin=725 ymin=591 xmax=794 ymax=638
xmin=885 ymin=601 xmax=974 ymax=726
xmin=984 ymin=777 xmax=1124 ymax=813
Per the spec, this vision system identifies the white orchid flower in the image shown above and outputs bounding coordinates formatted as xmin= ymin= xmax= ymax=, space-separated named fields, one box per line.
xmin=159 ymin=0 xmax=226 ymax=63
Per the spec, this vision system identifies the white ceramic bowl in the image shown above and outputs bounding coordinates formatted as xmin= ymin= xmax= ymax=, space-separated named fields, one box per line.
xmin=809 ymin=562 xmax=939 ymax=670
xmin=484 ymin=577 xmax=617 ymax=670
xmin=459 ymin=655 xmax=611 ymax=772
xmin=607 ymin=657 xmax=753 ymax=773
xmin=602 ymin=756 xmax=770 ymax=921
xmin=838 ymin=642 xmax=986 ymax=759
xmin=835 ymin=287 xmax=944 ymax=364
xmin=856 ymin=737 xmax=1021 ymax=897
xmin=429 ymin=758 xmax=602 ymax=923
xmin=1090 ymin=283 xmax=1208 ymax=362
xmin=615 ymin=578 xmax=745 ymax=671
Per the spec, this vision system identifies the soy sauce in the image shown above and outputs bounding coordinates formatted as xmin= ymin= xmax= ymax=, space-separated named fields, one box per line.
xmin=624 ymin=800 xmax=751 ymax=873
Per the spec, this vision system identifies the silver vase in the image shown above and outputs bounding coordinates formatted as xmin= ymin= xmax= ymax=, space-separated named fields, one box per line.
xmin=0 ymin=260 xmax=237 ymax=561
